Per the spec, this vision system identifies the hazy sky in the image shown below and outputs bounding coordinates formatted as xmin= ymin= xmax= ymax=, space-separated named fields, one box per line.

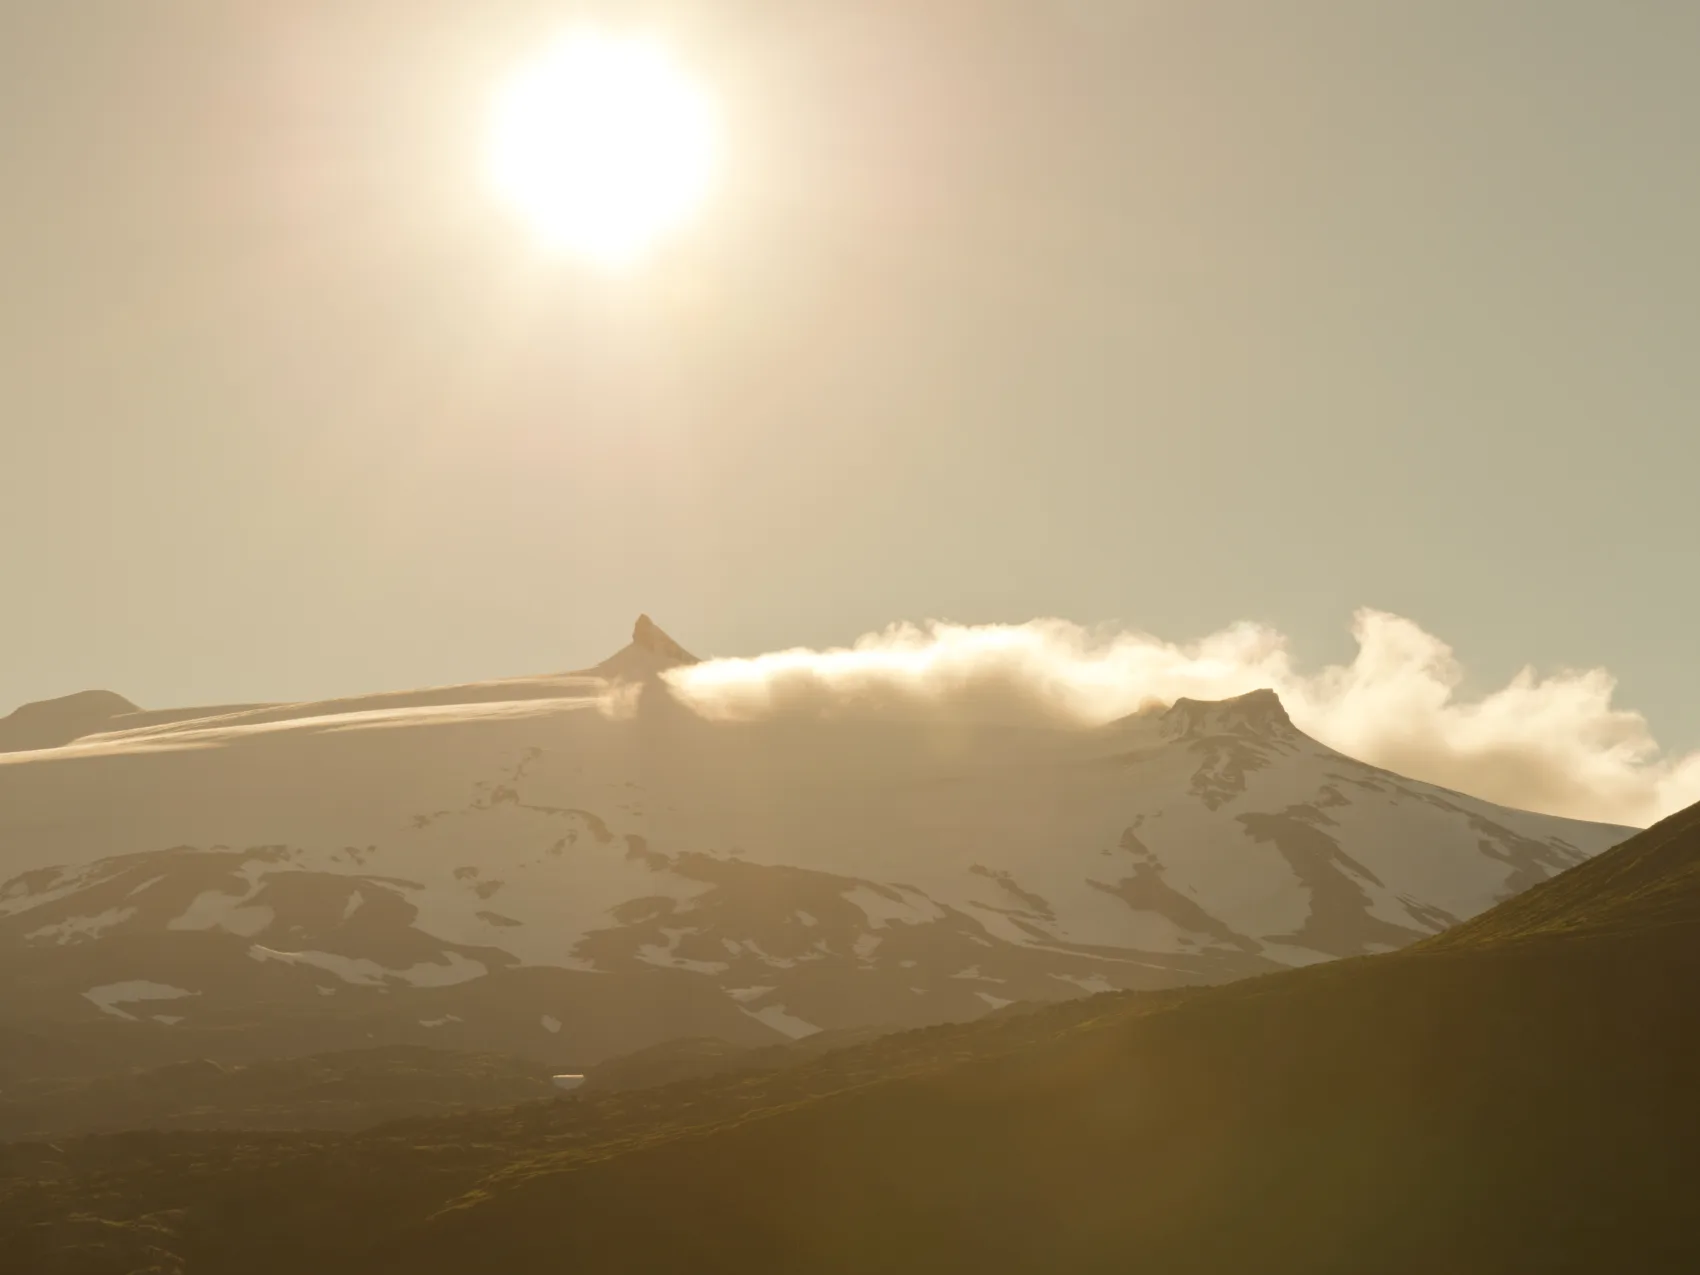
xmin=3 ymin=1 xmax=1698 ymax=757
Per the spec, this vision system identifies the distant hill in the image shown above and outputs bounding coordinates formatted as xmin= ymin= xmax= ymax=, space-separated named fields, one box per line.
xmin=6 ymin=798 xmax=1696 ymax=1274
xmin=0 ymin=689 xmax=138 ymax=754
xmin=0 ymin=1044 xmax=556 ymax=1141
xmin=0 ymin=689 xmax=269 ymax=756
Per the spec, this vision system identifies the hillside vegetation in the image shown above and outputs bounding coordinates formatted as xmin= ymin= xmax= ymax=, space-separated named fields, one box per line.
xmin=6 ymin=803 xmax=1699 ymax=1274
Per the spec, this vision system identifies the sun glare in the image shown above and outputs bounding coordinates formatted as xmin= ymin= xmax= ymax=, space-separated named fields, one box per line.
xmin=487 ymin=31 xmax=719 ymax=268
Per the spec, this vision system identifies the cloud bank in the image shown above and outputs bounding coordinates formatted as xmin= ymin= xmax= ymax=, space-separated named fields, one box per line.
xmin=665 ymin=610 xmax=1700 ymax=828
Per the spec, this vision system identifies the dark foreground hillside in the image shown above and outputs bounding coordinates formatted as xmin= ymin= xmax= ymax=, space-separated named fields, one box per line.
xmin=7 ymin=803 xmax=1699 ymax=1274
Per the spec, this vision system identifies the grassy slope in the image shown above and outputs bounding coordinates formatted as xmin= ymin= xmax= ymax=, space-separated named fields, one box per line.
xmin=391 ymin=803 xmax=1700 ymax=1274
xmin=8 ymin=806 xmax=1699 ymax=1274
xmin=1423 ymin=799 xmax=1700 ymax=950
xmin=401 ymin=944 xmax=1696 ymax=1274
xmin=1 ymin=997 xmax=1147 ymax=1274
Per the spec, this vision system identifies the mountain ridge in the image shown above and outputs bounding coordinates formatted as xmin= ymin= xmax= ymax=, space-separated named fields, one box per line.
xmin=0 ymin=619 xmax=1632 ymax=1084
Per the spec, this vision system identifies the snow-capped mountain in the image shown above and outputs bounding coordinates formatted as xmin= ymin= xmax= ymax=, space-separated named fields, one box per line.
xmin=0 ymin=618 xmax=1630 ymax=1075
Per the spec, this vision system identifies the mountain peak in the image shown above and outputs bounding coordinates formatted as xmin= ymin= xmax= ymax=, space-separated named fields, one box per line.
xmin=631 ymin=615 xmax=698 ymax=665
xmin=583 ymin=616 xmax=700 ymax=681
xmin=1159 ymin=688 xmax=1295 ymax=742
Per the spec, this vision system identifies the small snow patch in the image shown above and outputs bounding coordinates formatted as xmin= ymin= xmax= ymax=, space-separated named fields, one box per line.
xmin=541 ymin=1014 xmax=562 ymax=1034
xmin=740 ymin=1003 xmax=820 ymax=1039
xmin=726 ymin=939 xmax=797 ymax=969
xmin=248 ymin=946 xmax=486 ymax=988
xmin=1053 ymin=973 xmax=1115 ymax=995
xmin=85 ymin=981 xmax=198 ymax=1021
xmin=0 ymin=864 xmax=103 ymax=917
xmin=636 ymin=928 xmax=731 ymax=975
xmin=976 ymin=992 xmax=1015 ymax=1009
xmin=169 ymin=890 xmax=273 ymax=938
xmin=843 ymin=885 xmax=942 ymax=931
xmin=28 ymin=907 xmax=135 ymax=945
xmin=725 ymin=985 xmax=776 ymax=1004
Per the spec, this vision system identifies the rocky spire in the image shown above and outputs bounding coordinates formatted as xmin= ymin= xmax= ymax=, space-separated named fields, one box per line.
xmin=583 ymin=616 xmax=701 ymax=680
xmin=630 ymin=615 xmax=699 ymax=665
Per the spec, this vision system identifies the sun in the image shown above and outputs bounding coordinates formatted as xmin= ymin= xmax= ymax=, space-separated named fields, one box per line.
xmin=486 ymin=31 xmax=719 ymax=268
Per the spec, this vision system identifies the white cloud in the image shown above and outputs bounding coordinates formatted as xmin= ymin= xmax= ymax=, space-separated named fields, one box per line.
xmin=665 ymin=609 xmax=1700 ymax=828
